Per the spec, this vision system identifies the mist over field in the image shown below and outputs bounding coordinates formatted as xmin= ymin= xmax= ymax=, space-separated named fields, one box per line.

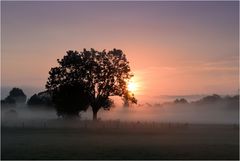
xmin=2 ymin=96 xmax=238 ymax=126
xmin=97 ymin=103 xmax=239 ymax=124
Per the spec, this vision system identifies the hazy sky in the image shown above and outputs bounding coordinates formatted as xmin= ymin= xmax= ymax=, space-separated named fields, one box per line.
xmin=1 ymin=1 xmax=239 ymax=101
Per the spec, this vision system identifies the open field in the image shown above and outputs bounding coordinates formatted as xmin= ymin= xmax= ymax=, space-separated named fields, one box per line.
xmin=1 ymin=121 xmax=239 ymax=160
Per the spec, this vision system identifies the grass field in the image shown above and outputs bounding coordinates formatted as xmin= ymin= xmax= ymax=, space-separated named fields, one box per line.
xmin=1 ymin=121 xmax=239 ymax=160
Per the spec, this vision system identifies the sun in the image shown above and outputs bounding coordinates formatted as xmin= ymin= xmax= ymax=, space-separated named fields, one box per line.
xmin=127 ymin=81 xmax=137 ymax=93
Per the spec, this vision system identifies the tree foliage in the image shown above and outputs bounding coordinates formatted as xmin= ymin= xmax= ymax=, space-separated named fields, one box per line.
xmin=1 ymin=88 xmax=26 ymax=107
xmin=27 ymin=91 xmax=53 ymax=107
xmin=46 ymin=49 xmax=137 ymax=119
xmin=174 ymin=98 xmax=188 ymax=104
xmin=9 ymin=88 xmax=27 ymax=103
xmin=51 ymin=82 xmax=90 ymax=117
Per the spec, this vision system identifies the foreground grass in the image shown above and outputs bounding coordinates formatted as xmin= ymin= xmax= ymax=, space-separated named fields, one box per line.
xmin=1 ymin=122 xmax=239 ymax=160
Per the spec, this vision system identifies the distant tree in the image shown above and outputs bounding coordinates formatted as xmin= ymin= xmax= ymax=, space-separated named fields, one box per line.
xmin=28 ymin=94 xmax=44 ymax=105
xmin=174 ymin=98 xmax=188 ymax=104
xmin=9 ymin=88 xmax=27 ymax=103
xmin=197 ymin=94 xmax=221 ymax=105
xmin=27 ymin=91 xmax=53 ymax=107
xmin=1 ymin=88 xmax=26 ymax=107
xmin=46 ymin=49 xmax=137 ymax=120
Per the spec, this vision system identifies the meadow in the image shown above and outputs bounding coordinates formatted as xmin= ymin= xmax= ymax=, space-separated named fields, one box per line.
xmin=1 ymin=120 xmax=239 ymax=160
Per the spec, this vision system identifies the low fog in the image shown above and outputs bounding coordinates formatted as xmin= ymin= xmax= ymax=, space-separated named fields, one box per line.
xmin=96 ymin=103 xmax=238 ymax=124
xmin=1 ymin=99 xmax=239 ymax=127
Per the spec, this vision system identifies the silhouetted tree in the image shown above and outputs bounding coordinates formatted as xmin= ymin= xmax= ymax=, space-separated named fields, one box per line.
xmin=195 ymin=94 xmax=221 ymax=105
xmin=46 ymin=49 xmax=137 ymax=120
xmin=1 ymin=88 xmax=26 ymax=107
xmin=174 ymin=98 xmax=188 ymax=104
xmin=9 ymin=88 xmax=27 ymax=103
xmin=27 ymin=91 xmax=53 ymax=107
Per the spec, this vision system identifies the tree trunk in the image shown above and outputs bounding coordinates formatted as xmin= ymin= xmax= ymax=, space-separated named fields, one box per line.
xmin=93 ymin=111 xmax=98 ymax=121
xmin=91 ymin=102 xmax=100 ymax=121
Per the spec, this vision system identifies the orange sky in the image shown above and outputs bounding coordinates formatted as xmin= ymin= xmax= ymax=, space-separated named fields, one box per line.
xmin=1 ymin=1 xmax=239 ymax=101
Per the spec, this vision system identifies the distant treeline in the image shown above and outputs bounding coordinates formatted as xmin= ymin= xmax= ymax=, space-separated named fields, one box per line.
xmin=141 ymin=94 xmax=239 ymax=110
xmin=1 ymin=88 xmax=52 ymax=108
xmin=1 ymin=87 xmax=239 ymax=110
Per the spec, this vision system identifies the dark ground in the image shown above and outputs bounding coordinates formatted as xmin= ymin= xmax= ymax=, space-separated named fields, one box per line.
xmin=1 ymin=122 xmax=239 ymax=160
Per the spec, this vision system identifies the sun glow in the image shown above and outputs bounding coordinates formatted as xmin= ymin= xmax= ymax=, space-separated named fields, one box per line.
xmin=127 ymin=81 xmax=138 ymax=93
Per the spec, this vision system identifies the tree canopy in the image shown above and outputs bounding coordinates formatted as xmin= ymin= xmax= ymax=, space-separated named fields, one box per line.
xmin=27 ymin=91 xmax=53 ymax=107
xmin=1 ymin=88 xmax=26 ymax=106
xmin=46 ymin=48 xmax=137 ymax=119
